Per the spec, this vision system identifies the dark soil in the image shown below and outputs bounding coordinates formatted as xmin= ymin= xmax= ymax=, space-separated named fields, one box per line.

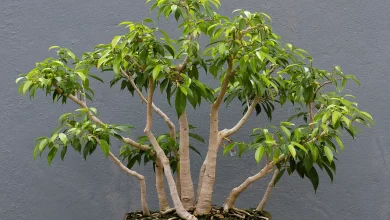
xmin=124 ymin=207 xmax=272 ymax=220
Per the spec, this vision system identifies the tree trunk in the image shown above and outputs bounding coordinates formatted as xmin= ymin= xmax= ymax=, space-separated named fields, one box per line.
xmin=179 ymin=111 xmax=195 ymax=210
xmin=223 ymin=163 xmax=273 ymax=211
xmin=257 ymin=169 xmax=280 ymax=211
xmin=145 ymin=78 xmax=196 ymax=220
xmin=155 ymin=159 xmax=170 ymax=211
xmin=196 ymin=160 xmax=207 ymax=201
xmin=195 ymin=107 xmax=221 ymax=215
xmin=176 ymin=170 xmax=182 ymax=200
xmin=146 ymin=132 xmax=196 ymax=219
xmin=195 ymin=60 xmax=233 ymax=215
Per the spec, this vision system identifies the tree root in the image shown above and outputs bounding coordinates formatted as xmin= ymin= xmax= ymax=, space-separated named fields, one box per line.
xmin=228 ymin=212 xmax=245 ymax=219
xmin=161 ymin=208 xmax=176 ymax=215
xmin=232 ymin=207 xmax=252 ymax=216
xmin=125 ymin=207 xmax=271 ymax=219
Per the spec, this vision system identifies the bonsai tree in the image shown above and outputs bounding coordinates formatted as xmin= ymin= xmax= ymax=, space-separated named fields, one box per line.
xmin=17 ymin=0 xmax=373 ymax=219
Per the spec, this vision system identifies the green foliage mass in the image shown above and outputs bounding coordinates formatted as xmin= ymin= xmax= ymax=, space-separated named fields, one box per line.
xmin=17 ymin=0 xmax=373 ymax=192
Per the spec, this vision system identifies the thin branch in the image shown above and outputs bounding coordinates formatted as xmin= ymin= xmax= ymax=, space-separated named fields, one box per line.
xmin=53 ymin=83 xmax=150 ymax=152
xmin=241 ymin=25 xmax=265 ymax=37
xmin=109 ymin=151 xmax=150 ymax=216
xmin=309 ymin=102 xmax=314 ymax=130
xmin=213 ymin=58 xmax=234 ymax=109
xmin=176 ymin=55 xmax=189 ymax=73
xmin=309 ymin=81 xmax=332 ymax=130
xmin=314 ymin=81 xmax=332 ymax=95
xmin=223 ymin=155 xmax=285 ymax=212
xmin=256 ymin=169 xmax=280 ymax=211
xmin=121 ymin=69 xmax=176 ymax=138
xmin=80 ymin=79 xmax=87 ymax=103
xmin=145 ymin=77 xmax=154 ymax=132
xmin=221 ymin=96 xmax=261 ymax=137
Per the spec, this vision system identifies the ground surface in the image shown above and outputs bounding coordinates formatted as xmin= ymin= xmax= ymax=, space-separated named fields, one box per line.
xmin=125 ymin=207 xmax=272 ymax=220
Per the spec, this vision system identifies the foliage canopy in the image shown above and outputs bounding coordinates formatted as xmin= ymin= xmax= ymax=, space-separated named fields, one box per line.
xmin=17 ymin=0 xmax=373 ymax=219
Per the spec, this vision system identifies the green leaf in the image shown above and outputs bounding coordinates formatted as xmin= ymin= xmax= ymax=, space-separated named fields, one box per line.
xmin=334 ymin=136 xmax=344 ymax=151
xmin=33 ymin=143 xmax=39 ymax=160
xmin=23 ymin=81 xmax=32 ymax=94
xmin=250 ymin=58 xmax=257 ymax=72
xmin=48 ymin=45 xmax=60 ymax=51
xmin=61 ymin=145 xmax=67 ymax=161
xmin=39 ymin=139 xmax=48 ymax=153
xmin=307 ymin=143 xmax=319 ymax=161
xmin=99 ymin=139 xmax=110 ymax=157
xmin=238 ymin=143 xmax=246 ymax=157
xmin=219 ymin=43 xmax=226 ymax=56
xmin=291 ymin=141 xmax=308 ymax=154
xmin=280 ymin=126 xmax=291 ymax=139
xmin=323 ymin=163 xmax=334 ymax=182
xmin=260 ymin=12 xmax=272 ymax=21
xmin=179 ymin=86 xmax=188 ymax=96
xmin=255 ymin=145 xmax=265 ymax=164
xmin=58 ymin=113 xmax=71 ymax=123
xmin=256 ymin=51 xmax=264 ymax=62
xmin=239 ymin=19 xmax=246 ymax=30
xmin=324 ymin=146 xmax=333 ymax=162
xmin=89 ymin=74 xmax=104 ymax=83
xmin=294 ymin=128 xmax=302 ymax=141
xmin=111 ymin=36 xmax=122 ymax=48
xmin=118 ymin=21 xmax=133 ymax=27
xmin=175 ymin=89 xmax=187 ymax=118
xmin=307 ymin=167 xmax=319 ymax=192
xmin=259 ymin=51 xmax=276 ymax=64
xmin=152 ymin=64 xmax=162 ymax=80
xmin=304 ymin=154 xmax=313 ymax=172
xmin=332 ymin=111 xmax=341 ymax=127
xmin=360 ymin=111 xmax=374 ymax=122
xmin=273 ymin=169 xmax=286 ymax=186
xmin=71 ymin=138 xmax=82 ymax=153
xmin=49 ymin=134 xmax=58 ymax=143
xmin=170 ymin=5 xmax=178 ymax=11
xmin=47 ymin=146 xmax=58 ymax=165
xmin=97 ymin=57 xmax=108 ymax=68
xmin=189 ymin=133 xmax=205 ymax=143
xmin=189 ymin=145 xmax=202 ymax=158
xmin=223 ymin=142 xmax=237 ymax=155
xmin=58 ymin=133 xmax=68 ymax=145
xmin=288 ymin=144 xmax=296 ymax=159
xmin=143 ymin=18 xmax=154 ymax=23
xmin=65 ymin=49 xmax=77 ymax=61
xmin=83 ymin=141 xmax=94 ymax=160
xmin=75 ymin=71 xmax=86 ymax=82
xmin=15 ymin=77 xmax=24 ymax=84
xmin=244 ymin=11 xmax=251 ymax=18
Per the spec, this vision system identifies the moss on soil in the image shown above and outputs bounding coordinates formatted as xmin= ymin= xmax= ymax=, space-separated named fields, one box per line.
xmin=125 ymin=207 xmax=272 ymax=220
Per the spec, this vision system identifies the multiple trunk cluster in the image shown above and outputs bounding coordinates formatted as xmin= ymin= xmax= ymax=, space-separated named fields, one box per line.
xmin=54 ymin=66 xmax=279 ymax=220
xmin=111 ymin=62 xmax=280 ymax=219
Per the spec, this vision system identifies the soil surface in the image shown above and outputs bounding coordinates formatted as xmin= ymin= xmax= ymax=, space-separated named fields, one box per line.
xmin=124 ymin=207 xmax=272 ymax=220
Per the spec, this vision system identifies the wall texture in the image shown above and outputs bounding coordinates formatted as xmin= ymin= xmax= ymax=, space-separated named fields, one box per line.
xmin=1 ymin=0 xmax=389 ymax=219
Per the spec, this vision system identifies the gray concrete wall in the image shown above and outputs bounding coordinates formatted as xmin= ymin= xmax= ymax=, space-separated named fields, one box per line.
xmin=1 ymin=0 xmax=389 ymax=219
